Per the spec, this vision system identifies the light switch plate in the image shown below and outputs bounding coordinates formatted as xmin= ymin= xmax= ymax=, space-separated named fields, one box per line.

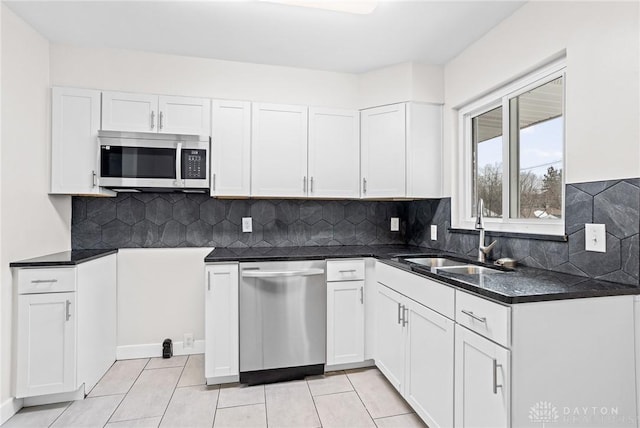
xmin=585 ymin=223 xmax=606 ymax=252
xmin=390 ymin=217 xmax=400 ymax=232
xmin=430 ymin=225 xmax=438 ymax=240
xmin=242 ymin=217 xmax=252 ymax=233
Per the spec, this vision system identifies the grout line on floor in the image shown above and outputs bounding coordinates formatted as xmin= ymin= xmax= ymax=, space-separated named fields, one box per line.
xmin=105 ymin=358 xmax=151 ymax=425
xmin=210 ymin=377 xmax=221 ymax=428
xmin=157 ymin=357 xmax=189 ymax=427
xmin=305 ymin=373 xmax=323 ymax=428
xmin=45 ymin=401 xmax=73 ymax=428
xmin=263 ymin=380 xmax=269 ymax=428
xmin=345 ymin=367 xmax=378 ymax=424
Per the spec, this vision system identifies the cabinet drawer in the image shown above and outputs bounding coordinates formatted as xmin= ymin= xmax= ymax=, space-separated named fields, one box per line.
xmin=327 ymin=259 xmax=365 ymax=282
xmin=17 ymin=268 xmax=76 ymax=294
xmin=376 ymin=262 xmax=455 ymax=319
xmin=456 ymin=291 xmax=511 ymax=347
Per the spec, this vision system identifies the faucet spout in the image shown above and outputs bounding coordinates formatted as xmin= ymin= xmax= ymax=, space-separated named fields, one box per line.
xmin=476 ymin=199 xmax=497 ymax=263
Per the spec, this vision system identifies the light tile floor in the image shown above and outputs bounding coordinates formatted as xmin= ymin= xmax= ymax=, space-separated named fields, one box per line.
xmin=4 ymin=355 xmax=427 ymax=428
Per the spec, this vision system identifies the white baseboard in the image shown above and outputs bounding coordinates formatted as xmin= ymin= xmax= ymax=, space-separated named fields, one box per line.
xmin=1 ymin=397 xmax=23 ymax=425
xmin=116 ymin=339 xmax=205 ymax=360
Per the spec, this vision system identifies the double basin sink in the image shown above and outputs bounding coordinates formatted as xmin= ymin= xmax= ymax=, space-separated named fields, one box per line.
xmin=400 ymin=257 xmax=504 ymax=275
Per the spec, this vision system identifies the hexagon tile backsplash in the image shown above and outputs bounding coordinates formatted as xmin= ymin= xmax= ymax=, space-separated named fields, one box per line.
xmin=71 ymin=193 xmax=407 ymax=250
xmin=71 ymin=178 xmax=639 ymax=286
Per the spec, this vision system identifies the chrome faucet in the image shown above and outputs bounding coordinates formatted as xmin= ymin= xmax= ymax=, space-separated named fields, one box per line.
xmin=476 ymin=199 xmax=497 ymax=263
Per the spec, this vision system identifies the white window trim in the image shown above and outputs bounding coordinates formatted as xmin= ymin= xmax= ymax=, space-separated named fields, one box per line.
xmin=455 ymin=58 xmax=567 ymax=236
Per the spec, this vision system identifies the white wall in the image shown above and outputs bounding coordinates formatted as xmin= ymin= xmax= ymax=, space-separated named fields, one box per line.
xmin=116 ymin=248 xmax=212 ymax=356
xmin=0 ymin=4 xmax=71 ymax=414
xmin=50 ymin=44 xmax=360 ymax=109
xmin=358 ymin=61 xmax=444 ymax=108
xmin=444 ymin=1 xmax=640 ymax=195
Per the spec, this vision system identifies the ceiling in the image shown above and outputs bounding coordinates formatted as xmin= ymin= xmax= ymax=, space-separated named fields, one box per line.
xmin=5 ymin=0 xmax=525 ymax=73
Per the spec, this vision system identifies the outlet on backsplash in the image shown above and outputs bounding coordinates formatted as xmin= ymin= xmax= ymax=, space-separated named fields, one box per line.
xmin=390 ymin=217 xmax=399 ymax=231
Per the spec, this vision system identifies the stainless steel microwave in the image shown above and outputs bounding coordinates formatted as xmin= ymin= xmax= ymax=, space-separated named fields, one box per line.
xmin=98 ymin=131 xmax=209 ymax=191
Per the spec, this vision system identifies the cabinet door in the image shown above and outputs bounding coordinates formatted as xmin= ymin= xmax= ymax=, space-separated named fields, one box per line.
xmin=405 ymin=299 xmax=454 ymax=428
xmin=16 ymin=292 xmax=77 ymax=398
xmin=211 ymin=100 xmax=251 ymax=197
xmin=101 ymin=91 xmax=158 ymax=132
xmin=51 ymin=87 xmax=110 ymax=195
xmin=455 ymin=325 xmax=510 ymax=428
xmin=375 ymin=283 xmax=406 ymax=392
xmin=361 ymin=104 xmax=406 ymax=198
xmin=308 ymin=108 xmax=360 ymax=198
xmin=158 ymin=95 xmax=211 ymax=136
xmin=251 ymin=103 xmax=308 ymax=197
xmin=205 ymin=264 xmax=239 ymax=383
xmin=406 ymin=103 xmax=443 ymax=198
xmin=327 ymin=280 xmax=364 ymax=365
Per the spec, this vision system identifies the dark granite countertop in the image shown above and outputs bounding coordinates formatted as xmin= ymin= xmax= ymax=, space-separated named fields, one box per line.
xmin=10 ymin=249 xmax=118 ymax=268
xmin=205 ymin=245 xmax=640 ymax=304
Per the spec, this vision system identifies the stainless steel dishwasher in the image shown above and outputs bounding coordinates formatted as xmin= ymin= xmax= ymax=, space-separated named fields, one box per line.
xmin=239 ymin=260 xmax=326 ymax=385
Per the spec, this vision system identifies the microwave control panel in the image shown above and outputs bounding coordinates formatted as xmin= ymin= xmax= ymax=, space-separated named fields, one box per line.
xmin=182 ymin=149 xmax=207 ymax=180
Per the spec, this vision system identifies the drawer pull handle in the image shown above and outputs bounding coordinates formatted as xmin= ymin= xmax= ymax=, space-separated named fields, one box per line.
xmin=207 ymin=271 xmax=211 ymax=291
xmin=461 ymin=309 xmax=486 ymax=323
xmin=360 ymin=286 xmax=363 ymax=304
xmin=65 ymin=300 xmax=71 ymax=321
xmin=493 ymin=359 xmax=503 ymax=394
xmin=31 ymin=279 xmax=58 ymax=284
xmin=397 ymin=302 xmax=402 ymax=325
xmin=339 ymin=269 xmax=357 ymax=273
xmin=402 ymin=306 xmax=409 ymax=327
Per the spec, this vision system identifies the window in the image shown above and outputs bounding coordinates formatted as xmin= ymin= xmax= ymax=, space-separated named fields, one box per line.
xmin=457 ymin=60 xmax=566 ymax=235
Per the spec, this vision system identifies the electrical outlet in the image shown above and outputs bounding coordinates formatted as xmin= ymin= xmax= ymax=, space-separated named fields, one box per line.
xmin=585 ymin=223 xmax=606 ymax=252
xmin=390 ymin=217 xmax=400 ymax=232
xmin=430 ymin=225 xmax=438 ymax=240
xmin=183 ymin=333 xmax=194 ymax=349
xmin=242 ymin=217 xmax=252 ymax=233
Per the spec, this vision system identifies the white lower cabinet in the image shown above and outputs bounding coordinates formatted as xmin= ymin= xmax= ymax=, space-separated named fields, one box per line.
xmin=375 ymin=282 xmax=455 ymax=428
xmin=17 ymin=292 xmax=77 ymax=398
xmin=405 ymin=298 xmax=455 ymax=428
xmin=326 ymin=259 xmax=365 ymax=367
xmin=14 ymin=255 xmax=117 ymax=400
xmin=375 ymin=284 xmax=406 ymax=390
xmin=205 ymin=263 xmax=239 ymax=384
xmin=454 ymin=325 xmax=510 ymax=428
xmin=375 ymin=263 xmax=639 ymax=428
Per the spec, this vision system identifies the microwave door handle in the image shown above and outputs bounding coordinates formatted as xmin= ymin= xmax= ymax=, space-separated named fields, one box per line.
xmin=175 ymin=142 xmax=183 ymax=187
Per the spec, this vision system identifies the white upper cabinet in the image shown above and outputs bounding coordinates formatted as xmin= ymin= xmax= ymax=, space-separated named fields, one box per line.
xmin=211 ymin=100 xmax=252 ymax=197
xmin=406 ymin=103 xmax=443 ymax=198
xmin=158 ymin=95 xmax=211 ymax=136
xmin=308 ymin=108 xmax=360 ymax=198
xmin=360 ymin=102 xmax=443 ymax=199
xmin=361 ymin=104 xmax=407 ymax=198
xmin=251 ymin=103 xmax=309 ymax=197
xmin=50 ymin=87 xmax=114 ymax=196
xmin=102 ymin=91 xmax=210 ymax=136
xmin=101 ymin=91 xmax=158 ymax=133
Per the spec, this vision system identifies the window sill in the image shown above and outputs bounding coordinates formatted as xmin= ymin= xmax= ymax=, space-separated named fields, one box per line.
xmin=448 ymin=227 xmax=568 ymax=242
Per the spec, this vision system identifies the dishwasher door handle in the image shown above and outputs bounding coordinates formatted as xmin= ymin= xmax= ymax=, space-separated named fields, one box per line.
xmin=241 ymin=268 xmax=325 ymax=278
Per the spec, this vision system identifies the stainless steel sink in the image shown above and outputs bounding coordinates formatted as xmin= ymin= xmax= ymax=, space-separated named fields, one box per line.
xmin=402 ymin=257 xmax=467 ymax=268
xmin=435 ymin=265 xmax=503 ymax=275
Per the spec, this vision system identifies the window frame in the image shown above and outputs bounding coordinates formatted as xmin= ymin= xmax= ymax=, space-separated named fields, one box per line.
xmin=455 ymin=59 xmax=567 ymax=236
